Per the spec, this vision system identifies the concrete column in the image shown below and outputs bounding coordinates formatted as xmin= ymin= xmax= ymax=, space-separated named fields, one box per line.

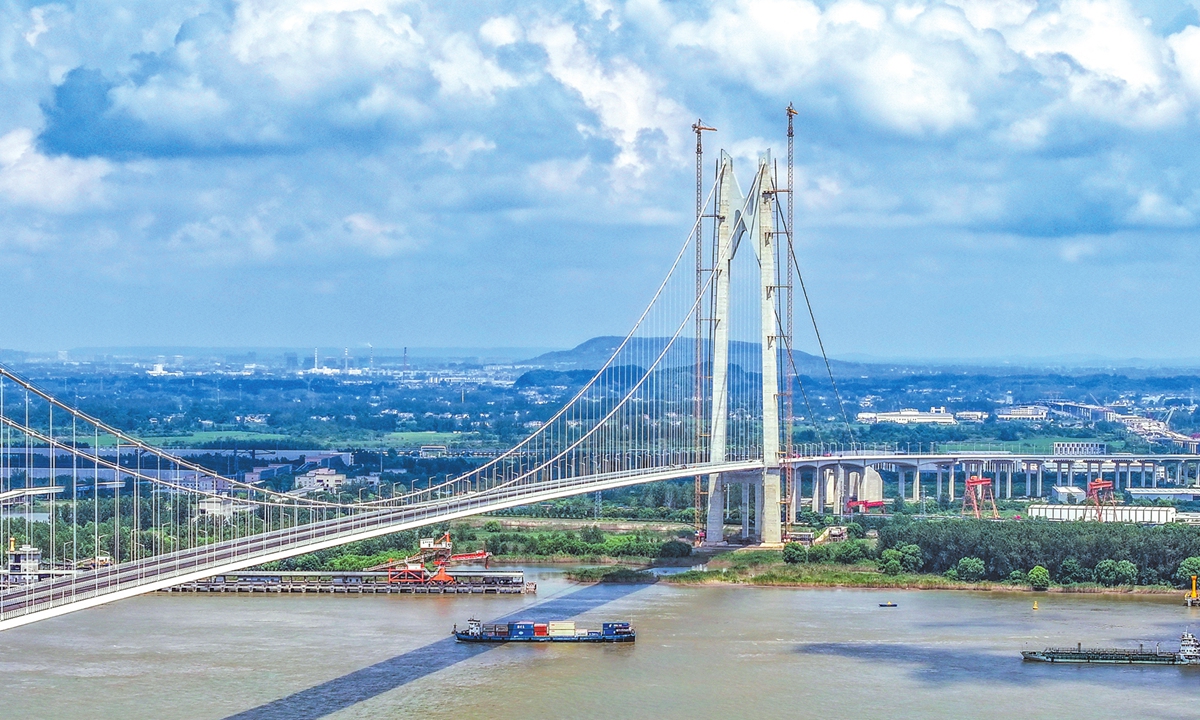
xmin=703 ymin=153 xmax=737 ymax=545
xmin=898 ymin=466 xmax=906 ymax=503
xmin=912 ymin=466 xmax=920 ymax=503
xmin=948 ymin=459 xmax=956 ymax=502
xmin=741 ymin=482 xmax=750 ymax=539
xmin=812 ymin=466 xmax=825 ymax=514
xmin=1037 ymin=463 xmax=1044 ymax=497
xmin=1005 ymin=463 xmax=1012 ymax=499
xmin=754 ymin=154 xmax=782 ymax=546
xmin=937 ymin=465 xmax=944 ymax=500
xmin=1154 ymin=462 xmax=1159 ymax=488
xmin=754 ymin=480 xmax=765 ymax=541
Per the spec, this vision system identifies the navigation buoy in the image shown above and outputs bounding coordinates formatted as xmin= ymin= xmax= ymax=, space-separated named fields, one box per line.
xmin=1033 ymin=601 xmax=1039 ymax=610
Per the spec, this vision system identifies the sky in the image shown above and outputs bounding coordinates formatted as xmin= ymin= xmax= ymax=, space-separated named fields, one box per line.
xmin=4 ymin=0 xmax=1200 ymax=360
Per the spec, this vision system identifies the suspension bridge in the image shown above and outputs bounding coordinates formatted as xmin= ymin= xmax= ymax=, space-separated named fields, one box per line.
xmin=0 ymin=128 xmax=832 ymax=630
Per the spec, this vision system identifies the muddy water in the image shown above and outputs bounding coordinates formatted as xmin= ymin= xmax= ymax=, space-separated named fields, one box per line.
xmin=3 ymin=568 xmax=1200 ymax=719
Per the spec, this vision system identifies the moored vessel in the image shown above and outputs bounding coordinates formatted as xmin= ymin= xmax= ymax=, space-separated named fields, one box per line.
xmin=1021 ymin=631 xmax=1200 ymax=665
xmin=453 ymin=618 xmax=635 ymax=643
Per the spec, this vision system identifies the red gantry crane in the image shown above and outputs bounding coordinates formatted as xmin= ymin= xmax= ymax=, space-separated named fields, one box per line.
xmin=961 ymin=475 xmax=999 ymax=520
xmin=1085 ymin=479 xmax=1117 ymax=522
xmin=366 ymin=532 xmax=492 ymax=585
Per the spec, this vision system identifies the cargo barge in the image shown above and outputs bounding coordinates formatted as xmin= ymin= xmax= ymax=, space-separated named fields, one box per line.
xmin=1022 ymin=631 xmax=1200 ymax=665
xmin=454 ymin=618 xmax=635 ymax=643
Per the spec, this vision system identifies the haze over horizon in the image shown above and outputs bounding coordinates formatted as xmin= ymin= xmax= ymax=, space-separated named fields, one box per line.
xmin=5 ymin=1 xmax=1200 ymax=359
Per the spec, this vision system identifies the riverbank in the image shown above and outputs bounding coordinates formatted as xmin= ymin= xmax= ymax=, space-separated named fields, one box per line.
xmin=659 ymin=553 xmax=1182 ymax=595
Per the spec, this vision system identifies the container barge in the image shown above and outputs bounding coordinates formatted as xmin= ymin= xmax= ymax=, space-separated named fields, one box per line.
xmin=1022 ymin=631 xmax=1200 ymax=665
xmin=454 ymin=618 xmax=635 ymax=643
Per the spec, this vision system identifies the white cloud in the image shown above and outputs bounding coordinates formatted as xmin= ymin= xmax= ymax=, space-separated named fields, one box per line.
xmin=340 ymin=213 xmax=415 ymax=256
xmin=671 ymin=0 xmax=991 ymax=135
xmin=530 ymin=21 xmax=689 ymax=173
xmin=479 ymin=16 xmax=521 ymax=47
xmin=430 ymin=33 xmax=519 ymax=98
xmin=1059 ymin=239 xmax=1098 ymax=262
xmin=228 ymin=0 xmax=424 ymax=97
xmin=419 ymin=132 xmax=496 ymax=168
xmin=0 ymin=129 xmax=109 ymax=210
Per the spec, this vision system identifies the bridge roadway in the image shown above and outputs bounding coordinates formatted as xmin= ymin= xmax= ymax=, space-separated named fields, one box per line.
xmin=784 ymin=450 xmax=1200 ymax=501
xmin=0 ymin=459 xmax=762 ymax=631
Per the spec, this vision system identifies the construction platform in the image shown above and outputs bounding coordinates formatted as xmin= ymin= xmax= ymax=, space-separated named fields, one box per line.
xmin=161 ymin=569 xmax=534 ymax=595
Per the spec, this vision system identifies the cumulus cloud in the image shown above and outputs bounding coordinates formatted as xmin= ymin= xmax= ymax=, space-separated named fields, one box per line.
xmin=0 ymin=128 xmax=109 ymax=209
xmin=8 ymin=0 xmax=1200 ymax=353
xmin=530 ymin=21 xmax=689 ymax=174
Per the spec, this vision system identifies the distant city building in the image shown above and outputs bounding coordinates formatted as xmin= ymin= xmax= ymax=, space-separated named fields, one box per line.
xmin=419 ymin=445 xmax=448 ymax=458
xmin=177 ymin=475 xmax=232 ymax=494
xmin=1028 ymin=504 xmax=1176 ymax=524
xmin=954 ymin=411 xmax=988 ymax=423
xmin=1127 ymin=489 xmax=1200 ymax=502
xmin=242 ymin=464 xmax=293 ymax=484
xmin=1053 ymin=441 xmax=1107 ymax=456
xmin=295 ymin=467 xmax=346 ymax=492
xmin=855 ymin=407 xmax=956 ymax=425
xmin=996 ymin=405 xmax=1048 ymax=421
xmin=1050 ymin=485 xmax=1087 ymax=504
xmin=198 ymin=497 xmax=255 ymax=519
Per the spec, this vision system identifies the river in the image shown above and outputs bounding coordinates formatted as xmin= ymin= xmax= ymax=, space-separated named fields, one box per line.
xmin=3 ymin=567 xmax=1200 ymax=719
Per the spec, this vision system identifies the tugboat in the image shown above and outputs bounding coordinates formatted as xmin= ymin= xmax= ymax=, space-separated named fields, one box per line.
xmin=453 ymin=618 xmax=635 ymax=643
xmin=1022 ymin=631 xmax=1200 ymax=665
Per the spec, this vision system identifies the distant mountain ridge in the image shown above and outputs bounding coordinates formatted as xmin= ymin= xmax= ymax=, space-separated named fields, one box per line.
xmin=518 ymin=336 xmax=867 ymax=377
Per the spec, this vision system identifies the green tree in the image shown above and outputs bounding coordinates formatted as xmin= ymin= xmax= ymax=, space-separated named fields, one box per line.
xmin=482 ymin=520 xmax=502 ymax=533
xmin=1093 ymin=559 xmax=1136 ymax=586
xmin=807 ymin=545 xmax=832 ymax=563
xmin=1175 ymin=556 xmax=1200 ymax=588
xmin=878 ymin=548 xmax=903 ymax=575
xmin=955 ymin=556 xmax=986 ymax=582
xmin=783 ymin=542 xmax=807 ymax=564
xmin=658 ymin=540 xmax=692 ymax=558
xmin=1028 ymin=565 xmax=1051 ymax=590
xmin=1059 ymin=558 xmax=1090 ymax=585
xmin=898 ymin=544 xmax=923 ymax=573
xmin=1114 ymin=560 xmax=1138 ymax=586
xmin=1094 ymin=559 xmax=1119 ymax=586
xmin=580 ymin=525 xmax=605 ymax=544
xmin=1007 ymin=569 xmax=1028 ymax=584
xmin=832 ymin=540 xmax=868 ymax=564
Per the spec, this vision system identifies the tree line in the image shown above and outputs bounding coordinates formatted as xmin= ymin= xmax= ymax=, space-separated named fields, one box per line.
xmin=879 ymin=518 xmax=1200 ymax=586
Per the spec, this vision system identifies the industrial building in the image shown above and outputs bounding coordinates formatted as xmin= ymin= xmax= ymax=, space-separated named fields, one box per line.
xmin=855 ymin=407 xmax=956 ymax=425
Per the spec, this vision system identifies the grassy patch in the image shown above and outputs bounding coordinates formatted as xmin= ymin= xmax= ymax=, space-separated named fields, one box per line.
xmin=566 ymin=566 xmax=657 ymax=583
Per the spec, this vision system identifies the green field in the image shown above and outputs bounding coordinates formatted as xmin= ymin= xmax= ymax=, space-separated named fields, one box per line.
xmin=126 ymin=430 xmax=294 ymax=447
xmin=367 ymin=431 xmax=485 ymax=448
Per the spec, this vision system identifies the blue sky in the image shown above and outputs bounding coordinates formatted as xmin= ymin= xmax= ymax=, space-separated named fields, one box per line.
xmin=4 ymin=0 xmax=1200 ymax=359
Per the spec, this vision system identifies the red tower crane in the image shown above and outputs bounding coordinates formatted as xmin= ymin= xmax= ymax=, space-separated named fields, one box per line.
xmin=961 ymin=476 xmax=999 ymax=520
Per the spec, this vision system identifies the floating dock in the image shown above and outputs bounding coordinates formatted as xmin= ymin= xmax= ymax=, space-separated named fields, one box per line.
xmin=162 ymin=569 xmax=534 ymax=594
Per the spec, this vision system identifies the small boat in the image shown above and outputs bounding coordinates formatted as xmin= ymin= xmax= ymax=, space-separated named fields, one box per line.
xmin=879 ymin=601 xmax=898 ymax=608
xmin=453 ymin=618 xmax=635 ymax=643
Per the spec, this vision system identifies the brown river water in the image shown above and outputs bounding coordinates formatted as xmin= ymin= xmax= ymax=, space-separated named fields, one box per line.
xmin=3 ymin=567 xmax=1200 ymax=719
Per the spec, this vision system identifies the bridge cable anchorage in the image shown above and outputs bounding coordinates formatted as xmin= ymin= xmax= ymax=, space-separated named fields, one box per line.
xmin=772 ymin=202 xmax=855 ymax=443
